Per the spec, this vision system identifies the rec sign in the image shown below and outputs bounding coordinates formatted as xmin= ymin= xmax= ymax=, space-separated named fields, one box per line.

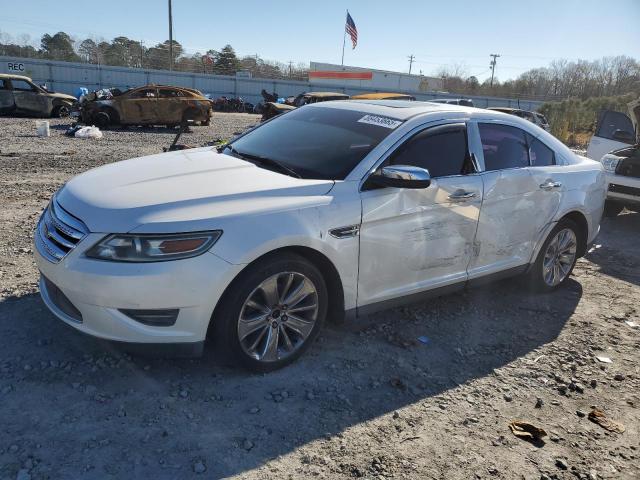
xmin=7 ymin=62 xmax=25 ymax=72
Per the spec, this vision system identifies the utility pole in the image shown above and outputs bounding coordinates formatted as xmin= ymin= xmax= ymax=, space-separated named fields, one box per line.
xmin=140 ymin=40 xmax=144 ymax=69
xmin=489 ymin=53 xmax=500 ymax=87
xmin=408 ymin=54 xmax=415 ymax=75
xmin=168 ymin=0 xmax=173 ymax=71
xmin=288 ymin=61 xmax=293 ymax=78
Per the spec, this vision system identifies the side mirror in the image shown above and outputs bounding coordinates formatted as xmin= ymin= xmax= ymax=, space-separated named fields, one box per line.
xmin=369 ymin=165 xmax=431 ymax=189
xmin=612 ymin=129 xmax=634 ymax=143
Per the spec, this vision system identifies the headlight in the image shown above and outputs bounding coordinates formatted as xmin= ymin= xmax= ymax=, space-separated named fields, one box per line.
xmin=85 ymin=231 xmax=222 ymax=262
xmin=600 ymin=154 xmax=621 ymax=173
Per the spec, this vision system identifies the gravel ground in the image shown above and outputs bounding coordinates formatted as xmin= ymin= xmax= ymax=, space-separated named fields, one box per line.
xmin=0 ymin=115 xmax=639 ymax=480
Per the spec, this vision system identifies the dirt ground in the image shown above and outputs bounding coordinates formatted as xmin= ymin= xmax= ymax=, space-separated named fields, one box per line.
xmin=0 ymin=115 xmax=638 ymax=480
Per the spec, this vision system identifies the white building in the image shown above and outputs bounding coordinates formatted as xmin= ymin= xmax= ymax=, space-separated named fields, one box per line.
xmin=309 ymin=62 xmax=443 ymax=93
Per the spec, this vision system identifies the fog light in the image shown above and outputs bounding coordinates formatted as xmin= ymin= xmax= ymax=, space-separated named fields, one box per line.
xmin=119 ymin=309 xmax=179 ymax=326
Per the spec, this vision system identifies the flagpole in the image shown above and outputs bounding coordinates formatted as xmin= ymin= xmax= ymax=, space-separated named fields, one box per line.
xmin=341 ymin=10 xmax=347 ymax=66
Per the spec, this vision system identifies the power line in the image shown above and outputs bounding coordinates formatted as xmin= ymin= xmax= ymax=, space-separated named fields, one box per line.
xmin=489 ymin=53 xmax=500 ymax=87
xmin=408 ymin=54 xmax=415 ymax=74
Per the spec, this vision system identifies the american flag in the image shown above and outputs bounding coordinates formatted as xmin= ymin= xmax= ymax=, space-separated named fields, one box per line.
xmin=345 ymin=12 xmax=358 ymax=49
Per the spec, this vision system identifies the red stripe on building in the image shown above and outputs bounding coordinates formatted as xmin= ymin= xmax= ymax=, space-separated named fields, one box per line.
xmin=309 ymin=71 xmax=373 ymax=80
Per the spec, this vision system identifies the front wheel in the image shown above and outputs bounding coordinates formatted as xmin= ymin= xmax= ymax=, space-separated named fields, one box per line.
xmin=527 ymin=220 xmax=580 ymax=292
xmin=212 ymin=253 xmax=327 ymax=372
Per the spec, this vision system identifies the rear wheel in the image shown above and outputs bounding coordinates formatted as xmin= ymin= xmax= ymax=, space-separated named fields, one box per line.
xmin=212 ymin=253 xmax=327 ymax=372
xmin=527 ymin=219 xmax=580 ymax=292
xmin=603 ymin=201 xmax=624 ymax=217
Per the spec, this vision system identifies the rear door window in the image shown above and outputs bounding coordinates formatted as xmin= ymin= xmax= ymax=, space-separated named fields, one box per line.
xmin=596 ymin=111 xmax=634 ymax=140
xmin=158 ymin=88 xmax=185 ymax=98
xmin=478 ymin=123 xmax=529 ymax=171
xmin=527 ymin=134 xmax=555 ymax=166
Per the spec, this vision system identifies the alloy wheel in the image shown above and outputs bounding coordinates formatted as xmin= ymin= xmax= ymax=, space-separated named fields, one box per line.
xmin=237 ymin=272 xmax=319 ymax=362
xmin=542 ymin=228 xmax=577 ymax=287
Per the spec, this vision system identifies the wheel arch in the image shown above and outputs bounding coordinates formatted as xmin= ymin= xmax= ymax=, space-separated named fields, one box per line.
xmin=560 ymin=210 xmax=589 ymax=257
xmin=207 ymin=245 xmax=346 ymax=338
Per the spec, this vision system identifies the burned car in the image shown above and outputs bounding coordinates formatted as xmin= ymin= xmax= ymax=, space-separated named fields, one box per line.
xmin=261 ymin=92 xmax=349 ymax=121
xmin=0 ymin=74 xmax=76 ymax=118
xmin=79 ymin=85 xmax=213 ymax=128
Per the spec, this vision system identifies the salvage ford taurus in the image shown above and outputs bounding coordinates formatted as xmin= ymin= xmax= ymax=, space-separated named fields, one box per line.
xmin=34 ymin=101 xmax=606 ymax=371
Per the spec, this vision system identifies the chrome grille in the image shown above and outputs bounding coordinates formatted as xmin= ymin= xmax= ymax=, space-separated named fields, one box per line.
xmin=35 ymin=196 xmax=89 ymax=263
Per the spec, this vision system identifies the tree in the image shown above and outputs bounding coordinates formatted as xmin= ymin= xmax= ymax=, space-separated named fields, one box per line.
xmin=215 ymin=45 xmax=240 ymax=75
xmin=40 ymin=32 xmax=79 ymax=61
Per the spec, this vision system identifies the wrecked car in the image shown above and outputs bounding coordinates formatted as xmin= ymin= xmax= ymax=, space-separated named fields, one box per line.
xmin=35 ymin=101 xmax=605 ymax=372
xmin=79 ymin=85 xmax=212 ymax=128
xmin=261 ymin=92 xmax=349 ymax=121
xmin=487 ymin=107 xmax=550 ymax=131
xmin=0 ymin=74 xmax=76 ymax=118
xmin=351 ymin=92 xmax=416 ymax=101
xmin=586 ymin=99 xmax=640 ymax=216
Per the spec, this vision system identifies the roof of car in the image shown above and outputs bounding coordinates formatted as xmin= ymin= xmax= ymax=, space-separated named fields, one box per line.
xmin=308 ymin=99 xmax=476 ymax=120
xmin=350 ymin=92 xmax=416 ymax=100
xmin=0 ymin=73 xmax=32 ymax=81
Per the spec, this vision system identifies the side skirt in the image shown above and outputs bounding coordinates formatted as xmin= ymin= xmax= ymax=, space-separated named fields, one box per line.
xmin=347 ymin=265 xmax=528 ymax=319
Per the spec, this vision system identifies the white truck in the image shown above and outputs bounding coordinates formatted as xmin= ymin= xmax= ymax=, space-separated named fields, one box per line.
xmin=586 ymin=99 xmax=640 ymax=216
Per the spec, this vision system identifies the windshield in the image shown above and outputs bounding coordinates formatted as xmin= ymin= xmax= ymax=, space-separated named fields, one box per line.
xmin=226 ymin=106 xmax=402 ymax=180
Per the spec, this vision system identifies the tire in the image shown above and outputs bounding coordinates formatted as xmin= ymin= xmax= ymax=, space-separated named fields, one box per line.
xmin=93 ymin=110 xmax=112 ymax=128
xmin=603 ymin=201 xmax=624 ymax=217
xmin=212 ymin=252 xmax=328 ymax=372
xmin=527 ymin=219 xmax=581 ymax=293
xmin=52 ymin=104 xmax=71 ymax=118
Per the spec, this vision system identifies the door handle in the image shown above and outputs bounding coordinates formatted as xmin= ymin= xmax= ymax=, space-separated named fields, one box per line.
xmin=448 ymin=191 xmax=477 ymax=200
xmin=539 ymin=181 xmax=562 ymax=190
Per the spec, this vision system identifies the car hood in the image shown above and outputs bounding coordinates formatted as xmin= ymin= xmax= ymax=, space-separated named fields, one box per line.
xmin=47 ymin=92 xmax=76 ymax=102
xmin=57 ymin=147 xmax=335 ymax=233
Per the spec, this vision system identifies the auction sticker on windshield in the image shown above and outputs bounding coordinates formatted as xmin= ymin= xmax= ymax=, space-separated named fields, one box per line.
xmin=357 ymin=115 xmax=402 ymax=129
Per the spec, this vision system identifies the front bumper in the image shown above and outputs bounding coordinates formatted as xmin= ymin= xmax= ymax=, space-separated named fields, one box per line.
xmin=35 ymin=231 xmax=243 ymax=346
xmin=605 ymin=172 xmax=640 ymax=206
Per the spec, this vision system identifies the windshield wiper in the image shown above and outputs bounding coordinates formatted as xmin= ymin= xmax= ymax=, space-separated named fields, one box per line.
xmin=227 ymin=146 xmax=302 ymax=179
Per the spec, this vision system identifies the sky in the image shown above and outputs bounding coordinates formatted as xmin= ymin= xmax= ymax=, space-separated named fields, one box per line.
xmin=1 ymin=0 xmax=639 ymax=82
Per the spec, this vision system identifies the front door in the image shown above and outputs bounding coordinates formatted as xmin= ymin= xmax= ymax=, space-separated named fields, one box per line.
xmin=358 ymin=123 xmax=482 ymax=308
xmin=11 ymin=78 xmax=48 ymax=115
xmin=119 ymin=87 xmax=158 ymax=124
xmin=586 ymin=110 xmax=635 ymax=160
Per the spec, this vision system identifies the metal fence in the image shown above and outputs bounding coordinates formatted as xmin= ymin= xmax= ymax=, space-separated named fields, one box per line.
xmin=1 ymin=56 xmax=544 ymax=110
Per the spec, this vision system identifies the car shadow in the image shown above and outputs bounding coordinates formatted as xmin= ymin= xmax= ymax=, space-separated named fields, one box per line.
xmin=0 ymin=278 xmax=580 ymax=479
xmin=584 ymin=211 xmax=640 ymax=286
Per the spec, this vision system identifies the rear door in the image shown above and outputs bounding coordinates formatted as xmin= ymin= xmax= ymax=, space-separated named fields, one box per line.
xmin=587 ymin=110 xmax=635 ymax=160
xmin=11 ymin=78 xmax=49 ymax=115
xmin=0 ymin=79 xmax=16 ymax=113
xmin=157 ymin=87 xmax=186 ymax=125
xmin=468 ymin=122 xmax=544 ymax=277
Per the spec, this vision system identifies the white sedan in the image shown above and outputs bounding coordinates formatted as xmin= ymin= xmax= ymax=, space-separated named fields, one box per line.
xmin=34 ymin=101 xmax=606 ymax=371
